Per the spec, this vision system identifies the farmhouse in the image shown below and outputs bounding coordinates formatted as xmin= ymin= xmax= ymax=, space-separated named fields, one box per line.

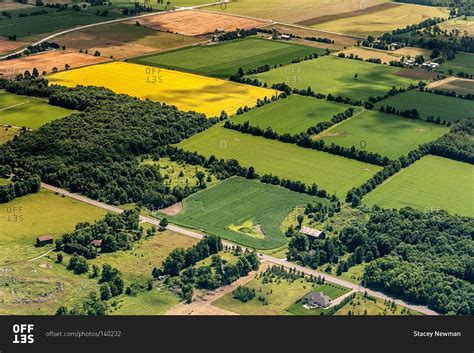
xmin=300 ymin=226 xmax=323 ymax=238
xmin=90 ymin=239 xmax=102 ymax=248
xmin=304 ymin=291 xmax=332 ymax=308
xmin=36 ymin=235 xmax=54 ymax=247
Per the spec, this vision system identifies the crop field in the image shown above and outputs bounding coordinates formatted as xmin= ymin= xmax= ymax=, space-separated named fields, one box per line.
xmin=0 ymin=37 xmax=25 ymax=56
xmin=0 ymin=90 xmax=72 ymax=129
xmin=0 ymin=126 xmax=19 ymax=144
xmin=317 ymin=110 xmax=449 ymax=159
xmin=374 ymin=90 xmax=474 ymax=122
xmin=439 ymin=53 xmax=474 ymax=76
xmin=48 ymin=61 xmax=274 ymax=117
xmin=250 ymin=56 xmax=417 ymax=101
xmin=167 ymin=177 xmax=325 ymax=249
xmin=55 ymin=23 xmax=203 ymax=60
xmin=131 ymin=38 xmax=325 ymax=79
xmin=231 ymin=95 xmax=355 ymax=134
xmin=177 ymin=125 xmax=382 ymax=196
xmin=364 ymin=155 xmax=474 ymax=217
xmin=439 ymin=16 xmax=474 ymax=37
xmin=207 ymin=0 xmax=388 ymax=24
xmin=0 ymin=51 xmax=110 ymax=79
xmin=429 ymin=78 xmax=474 ymax=96
xmin=312 ymin=3 xmax=449 ymax=37
xmin=0 ymin=5 xmax=130 ymax=39
xmin=128 ymin=10 xmax=268 ymax=36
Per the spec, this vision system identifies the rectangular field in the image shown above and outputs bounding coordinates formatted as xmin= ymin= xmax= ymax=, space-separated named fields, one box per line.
xmin=317 ymin=110 xmax=449 ymax=159
xmin=374 ymin=90 xmax=474 ymax=122
xmin=231 ymin=95 xmax=355 ymax=134
xmin=439 ymin=53 xmax=474 ymax=76
xmin=428 ymin=78 xmax=474 ymax=96
xmin=0 ymin=51 xmax=110 ymax=79
xmin=312 ymin=3 xmax=449 ymax=37
xmin=131 ymin=38 xmax=325 ymax=79
xmin=177 ymin=125 xmax=382 ymax=196
xmin=168 ymin=177 xmax=325 ymax=249
xmin=0 ymin=90 xmax=72 ymax=129
xmin=128 ymin=10 xmax=268 ymax=36
xmin=48 ymin=61 xmax=274 ymax=117
xmin=364 ymin=155 xmax=474 ymax=217
xmin=250 ymin=55 xmax=417 ymax=101
xmin=439 ymin=16 xmax=474 ymax=37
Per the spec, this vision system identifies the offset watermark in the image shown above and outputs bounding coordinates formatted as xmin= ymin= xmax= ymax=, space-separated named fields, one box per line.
xmin=285 ymin=67 xmax=303 ymax=84
xmin=145 ymin=67 xmax=163 ymax=84
xmin=5 ymin=206 xmax=24 ymax=222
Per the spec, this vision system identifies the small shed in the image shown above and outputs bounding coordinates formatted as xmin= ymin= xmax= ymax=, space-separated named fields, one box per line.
xmin=300 ymin=226 xmax=322 ymax=238
xmin=36 ymin=235 xmax=54 ymax=247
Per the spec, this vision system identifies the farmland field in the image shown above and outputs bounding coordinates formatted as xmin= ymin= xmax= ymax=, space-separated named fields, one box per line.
xmin=428 ymin=78 xmax=474 ymax=96
xmin=0 ymin=51 xmax=110 ymax=79
xmin=131 ymin=38 xmax=325 ymax=79
xmin=250 ymin=56 xmax=417 ymax=101
xmin=439 ymin=16 xmax=474 ymax=37
xmin=177 ymin=125 xmax=382 ymax=196
xmin=364 ymin=155 xmax=474 ymax=217
xmin=55 ymin=23 xmax=203 ymax=60
xmin=48 ymin=61 xmax=274 ymax=117
xmin=374 ymin=90 xmax=474 ymax=122
xmin=0 ymin=90 xmax=72 ymax=129
xmin=129 ymin=10 xmax=268 ymax=36
xmin=207 ymin=0 xmax=389 ymax=24
xmin=231 ymin=95 xmax=356 ymax=134
xmin=439 ymin=53 xmax=474 ymax=76
xmin=317 ymin=110 xmax=449 ymax=159
xmin=0 ymin=126 xmax=19 ymax=144
xmin=312 ymin=3 xmax=449 ymax=37
xmin=167 ymin=177 xmax=326 ymax=249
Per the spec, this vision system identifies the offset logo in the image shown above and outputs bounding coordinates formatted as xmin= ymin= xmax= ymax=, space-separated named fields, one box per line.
xmin=12 ymin=324 xmax=34 ymax=344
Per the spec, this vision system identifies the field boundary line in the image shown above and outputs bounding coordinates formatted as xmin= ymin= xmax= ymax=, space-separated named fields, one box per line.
xmin=0 ymin=101 xmax=28 ymax=112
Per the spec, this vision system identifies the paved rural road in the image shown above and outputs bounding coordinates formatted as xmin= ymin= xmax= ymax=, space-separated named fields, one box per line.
xmin=41 ymin=183 xmax=439 ymax=315
xmin=0 ymin=0 xmax=230 ymax=60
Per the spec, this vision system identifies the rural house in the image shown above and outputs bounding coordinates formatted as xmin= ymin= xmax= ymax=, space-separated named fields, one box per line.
xmin=36 ymin=235 xmax=54 ymax=247
xmin=304 ymin=291 xmax=332 ymax=308
xmin=300 ymin=226 xmax=323 ymax=239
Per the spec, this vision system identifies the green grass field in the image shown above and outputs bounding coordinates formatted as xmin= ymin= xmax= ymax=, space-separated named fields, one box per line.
xmin=439 ymin=53 xmax=474 ymax=76
xmin=0 ymin=91 xmax=72 ymax=129
xmin=364 ymin=155 xmax=474 ymax=217
xmin=231 ymin=95 xmax=356 ymax=134
xmin=335 ymin=293 xmax=421 ymax=315
xmin=375 ymin=90 xmax=474 ymax=122
xmin=0 ymin=5 xmax=130 ymax=38
xmin=318 ymin=110 xmax=449 ymax=159
xmin=250 ymin=55 xmax=416 ymax=101
xmin=131 ymin=38 xmax=325 ymax=79
xmin=177 ymin=125 xmax=382 ymax=196
xmin=109 ymin=288 xmax=181 ymax=315
xmin=167 ymin=177 xmax=326 ymax=249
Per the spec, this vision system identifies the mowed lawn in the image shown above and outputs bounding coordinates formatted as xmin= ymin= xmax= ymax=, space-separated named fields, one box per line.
xmin=250 ymin=56 xmax=416 ymax=101
xmin=0 ymin=90 xmax=72 ymax=129
xmin=177 ymin=125 xmax=382 ymax=196
xmin=231 ymin=95 xmax=356 ymax=134
xmin=314 ymin=3 xmax=449 ymax=37
xmin=0 ymin=189 xmax=107 ymax=263
xmin=48 ymin=62 xmax=274 ymax=117
xmin=318 ymin=110 xmax=449 ymax=159
xmin=131 ymin=38 xmax=325 ymax=79
xmin=168 ymin=177 xmax=326 ymax=249
xmin=375 ymin=90 xmax=474 ymax=122
xmin=364 ymin=155 xmax=474 ymax=217
xmin=439 ymin=53 xmax=474 ymax=76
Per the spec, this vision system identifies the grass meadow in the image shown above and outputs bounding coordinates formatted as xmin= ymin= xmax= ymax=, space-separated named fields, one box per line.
xmin=251 ymin=56 xmax=416 ymax=101
xmin=48 ymin=62 xmax=274 ymax=117
xmin=375 ymin=90 xmax=474 ymax=122
xmin=431 ymin=79 xmax=474 ymax=96
xmin=0 ymin=90 xmax=72 ymax=129
xmin=317 ymin=110 xmax=449 ymax=159
xmin=439 ymin=53 xmax=474 ymax=76
xmin=167 ymin=177 xmax=326 ymax=249
xmin=364 ymin=155 xmax=474 ymax=217
xmin=177 ymin=125 xmax=382 ymax=196
xmin=231 ymin=95 xmax=357 ymax=134
xmin=131 ymin=38 xmax=325 ymax=79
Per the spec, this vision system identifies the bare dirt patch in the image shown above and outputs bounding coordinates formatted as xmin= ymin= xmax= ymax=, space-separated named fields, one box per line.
xmin=160 ymin=202 xmax=183 ymax=216
xmin=130 ymin=10 xmax=269 ymax=36
xmin=0 ymin=50 xmax=109 ymax=78
xmin=0 ymin=38 xmax=25 ymax=56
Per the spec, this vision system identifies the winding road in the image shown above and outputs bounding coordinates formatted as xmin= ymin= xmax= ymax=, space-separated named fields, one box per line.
xmin=40 ymin=183 xmax=439 ymax=315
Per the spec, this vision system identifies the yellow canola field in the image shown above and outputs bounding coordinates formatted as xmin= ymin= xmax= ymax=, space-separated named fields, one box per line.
xmin=48 ymin=62 xmax=274 ymax=117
